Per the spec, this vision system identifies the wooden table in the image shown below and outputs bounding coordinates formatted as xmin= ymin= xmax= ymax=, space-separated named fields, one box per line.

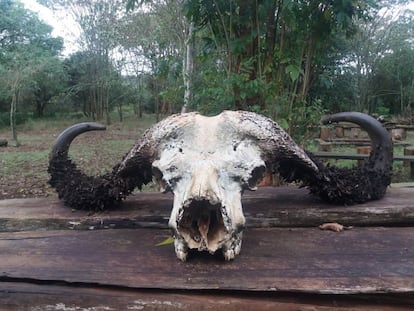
xmin=0 ymin=185 xmax=413 ymax=310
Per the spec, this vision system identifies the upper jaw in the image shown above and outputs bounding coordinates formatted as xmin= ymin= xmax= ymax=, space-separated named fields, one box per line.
xmin=175 ymin=198 xmax=231 ymax=253
xmin=169 ymin=193 xmax=245 ymax=261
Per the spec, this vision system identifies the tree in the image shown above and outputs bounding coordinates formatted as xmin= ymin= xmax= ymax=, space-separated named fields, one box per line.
xmin=370 ymin=9 xmax=414 ymax=116
xmin=0 ymin=0 xmax=63 ymax=145
xmin=31 ymin=56 xmax=67 ymax=117
xmin=312 ymin=1 xmax=413 ymax=116
xmin=373 ymin=45 xmax=414 ymax=116
xmin=63 ymin=51 xmax=126 ymax=119
xmin=178 ymin=0 xmax=378 ymax=136
xmin=43 ymin=0 xmax=126 ymax=123
xmin=30 ymin=0 xmax=412 ymax=139
xmin=121 ymin=0 xmax=194 ymax=114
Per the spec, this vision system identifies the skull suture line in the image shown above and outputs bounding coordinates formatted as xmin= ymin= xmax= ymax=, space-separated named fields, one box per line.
xmin=48 ymin=111 xmax=392 ymax=261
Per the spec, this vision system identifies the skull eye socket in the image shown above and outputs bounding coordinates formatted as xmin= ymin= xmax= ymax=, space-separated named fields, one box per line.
xmin=247 ymin=165 xmax=266 ymax=189
xmin=152 ymin=166 xmax=169 ymax=192
xmin=152 ymin=165 xmax=182 ymax=192
xmin=152 ymin=166 xmax=163 ymax=180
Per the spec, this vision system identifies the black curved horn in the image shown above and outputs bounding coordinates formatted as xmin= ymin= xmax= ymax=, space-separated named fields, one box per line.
xmin=321 ymin=112 xmax=393 ymax=171
xmin=51 ymin=122 xmax=106 ymax=157
xmin=48 ymin=122 xmax=142 ymax=211
xmin=303 ymin=112 xmax=393 ymax=204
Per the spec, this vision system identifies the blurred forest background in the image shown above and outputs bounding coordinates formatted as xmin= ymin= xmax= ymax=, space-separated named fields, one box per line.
xmin=1 ymin=0 xmax=413 ymax=145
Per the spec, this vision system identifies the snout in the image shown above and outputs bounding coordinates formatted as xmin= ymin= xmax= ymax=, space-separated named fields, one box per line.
xmin=177 ymin=198 xmax=229 ymax=253
xmin=167 ymin=161 xmax=246 ymax=261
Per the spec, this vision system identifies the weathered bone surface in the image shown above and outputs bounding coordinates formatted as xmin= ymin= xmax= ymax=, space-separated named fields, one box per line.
xmin=48 ymin=111 xmax=393 ymax=261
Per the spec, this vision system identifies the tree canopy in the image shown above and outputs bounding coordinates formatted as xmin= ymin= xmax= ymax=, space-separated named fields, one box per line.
xmin=0 ymin=0 xmax=64 ymax=145
xmin=0 ymin=0 xmax=413 ymax=140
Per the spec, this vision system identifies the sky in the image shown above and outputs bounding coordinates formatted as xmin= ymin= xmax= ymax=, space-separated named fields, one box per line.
xmin=21 ymin=0 xmax=81 ymax=56
xmin=21 ymin=0 xmax=414 ymax=57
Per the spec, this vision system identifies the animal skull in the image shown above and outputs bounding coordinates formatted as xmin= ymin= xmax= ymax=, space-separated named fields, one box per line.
xmin=48 ymin=111 xmax=392 ymax=261
xmin=151 ymin=114 xmax=267 ymax=260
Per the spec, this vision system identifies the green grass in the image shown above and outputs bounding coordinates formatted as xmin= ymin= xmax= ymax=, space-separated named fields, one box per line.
xmin=0 ymin=150 xmax=48 ymax=175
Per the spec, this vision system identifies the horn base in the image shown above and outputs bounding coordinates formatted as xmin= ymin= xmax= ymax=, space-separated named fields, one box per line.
xmin=304 ymin=150 xmax=391 ymax=205
xmin=48 ymin=152 xmax=141 ymax=211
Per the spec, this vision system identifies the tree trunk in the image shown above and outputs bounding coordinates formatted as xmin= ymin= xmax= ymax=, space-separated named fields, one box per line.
xmin=35 ymin=86 xmax=47 ymax=118
xmin=105 ymin=86 xmax=110 ymax=125
xmin=139 ymin=103 xmax=143 ymax=118
xmin=97 ymin=83 xmax=103 ymax=121
xmin=275 ymin=22 xmax=286 ymax=97
xmin=264 ymin=0 xmax=278 ymax=82
xmin=36 ymin=102 xmax=45 ymax=118
xmin=89 ymin=87 xmax=96 ymax=120
xmin=10 ymin=91 xmax=20 ymax=147
xmin=299 ymin=36 xmax=315 ymax=101
xmin=118 ymin=103 xmax=123 ymax=122
xmin=182 ymin=22 xmax=194 ymax=113
xmin=400 ymin=82 xmax=404 ymax=115
xmin=233 ymin=0 xmax=258 ymax=110
xmin=154 ymin=79 xmax=160 ymax=122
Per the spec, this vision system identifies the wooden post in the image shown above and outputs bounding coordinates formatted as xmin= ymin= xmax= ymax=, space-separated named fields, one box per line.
xmin=404 ymin=146 xmax=414 ymax=179
xmin=258 ymin=173 xmax=282 ymax=187
xmin=350 ymin=127 xmax=361 ymax=138
xmin=318 ymin=141 xmax=332 ymax=152
xmin=335 ymin=126 xmax=344 ymax=138
xmin=258 ymin=172 xmax=273 ymax=187
xmin=319 ymin=126 xmax=331 ymax=140
xmin=391 ymin=128 xmax=407 ymax=141
xmin=357 ymin=146 xmax=371 ymax=166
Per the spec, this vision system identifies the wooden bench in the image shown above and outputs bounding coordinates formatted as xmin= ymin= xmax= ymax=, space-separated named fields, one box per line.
xmin=314 ymin=151 xmax=414 ymax=162
xmin=320 ymin=122 xmax=413 ymax=145
xmin=317 ymin=138 xmax=411 ymax=148
xmin=1 ymin=185 xmax=414 ymax=310
xmin=314 ymin=152 xmax=414 ymax=178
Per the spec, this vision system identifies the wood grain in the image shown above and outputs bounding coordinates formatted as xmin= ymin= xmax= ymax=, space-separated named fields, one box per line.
xmin=0 ymin=227 xmax=413 ymax=294
xmin=1 ymin=185 xmax=414 ymax=309
xmin=0 ymin=186 xmax=413 ymax=232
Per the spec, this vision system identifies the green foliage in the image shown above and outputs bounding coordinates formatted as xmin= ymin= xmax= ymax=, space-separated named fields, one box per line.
xmin=179 ymin=0 xmax=384 ymax=136
xmin=285 ymin=64 xmax=303 ymax=82
xmin=0 ymin=0 xmax=65 ymax=145
xmin=289 ymin=100 xmax=326 ymax=140
xmin=156 ymin=236 xmax=174 ymax=246
xmin=0 ymin=112 xmax=30 ymax=128
xmin=62 ymin=51 xmax=129 ymax=119
xmin=1 ymin=0 xmax=413 ymax=142
xmin=372 ymin=44 xmax=414 ymax=115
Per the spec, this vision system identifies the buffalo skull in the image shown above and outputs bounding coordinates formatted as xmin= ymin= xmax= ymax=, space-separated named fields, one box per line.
xmin=48 ymin=111 xmax=392 ymax=261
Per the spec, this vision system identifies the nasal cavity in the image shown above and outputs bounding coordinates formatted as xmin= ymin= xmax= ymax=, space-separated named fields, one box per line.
xmin=179 ymin=200 xmax=224 ymax=244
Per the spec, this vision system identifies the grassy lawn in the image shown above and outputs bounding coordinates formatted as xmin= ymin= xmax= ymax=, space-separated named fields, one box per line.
xmin=1 ymin=112 xmax=413 ymax=200
xmin=0 ymin=113 xmax=159 ymax=199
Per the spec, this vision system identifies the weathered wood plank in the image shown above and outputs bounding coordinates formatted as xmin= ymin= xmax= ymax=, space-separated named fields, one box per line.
xmin=0 ymin=186 xmax=413 ymax=231
xmin=0 ymin=227 xmax=413 ymax=295
xmin=0 ymin=282 xmax=412 ymax=311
